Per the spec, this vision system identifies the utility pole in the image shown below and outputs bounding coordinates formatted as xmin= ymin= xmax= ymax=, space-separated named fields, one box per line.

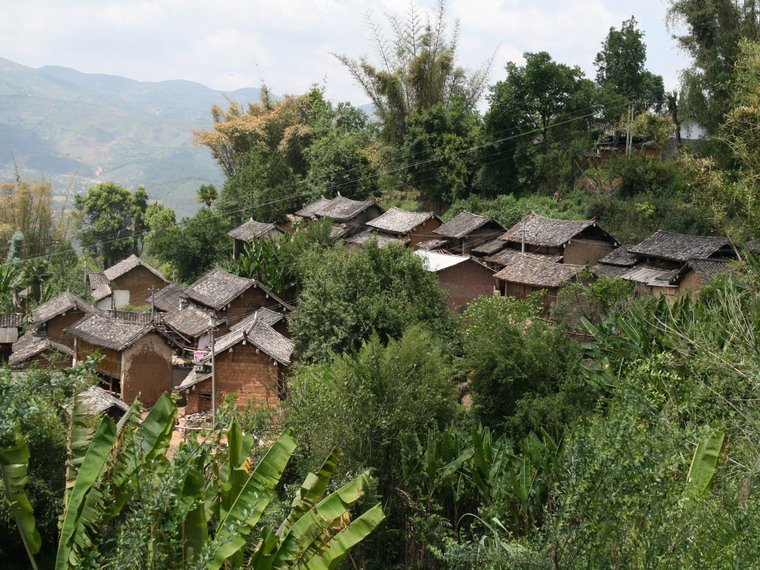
xmin=626 ymin=101 xmax=634 ymax=158
xmin=208 ymin=317 xmax=217 ymax=425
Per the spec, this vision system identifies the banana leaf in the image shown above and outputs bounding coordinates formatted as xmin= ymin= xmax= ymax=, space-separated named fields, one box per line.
xmin=684 ymin=429 xmax=725 ymax=500
xmin=271 ymin=471 xmax=373 ymax=567
xmin=56 ymin=415 xmax=117 ymax=570
xmin=306 ymin=503 xmax=386 ymax=570
xmin=207 ymin=428 xmax=296 ymax=569
xmin=0 ymin=431 xmax=41 ymax=569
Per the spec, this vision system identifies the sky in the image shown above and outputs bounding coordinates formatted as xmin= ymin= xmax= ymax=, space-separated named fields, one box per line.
xmin=0 ymin=0 xmax=691 ymax=108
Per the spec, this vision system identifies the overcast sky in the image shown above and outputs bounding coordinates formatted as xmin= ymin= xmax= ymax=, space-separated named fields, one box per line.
xmin=0 ymin=0 xmax=691 ymax=108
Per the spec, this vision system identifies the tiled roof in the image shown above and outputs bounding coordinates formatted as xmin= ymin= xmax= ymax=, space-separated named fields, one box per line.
xmin=590 ymin=264 xmax=631 ymax=279
xmin=294 ymin=196 xmax=332 ymax=218
xmin=746 ymin=238 xmax=760 ymax=253
xmin=210 ymin=317 xmax=294 ymax=365
xmin=367 ymin=207 xmax=437 ymax=234
xmin=104 ymin=254 xmax=168 ymax=283
xmin=74 ymin=386 xmax=129 ymax=415
xmin=183 ymin=268 xmax=256 ymax=311
xmin=88 ymin=272 xmax=108 ymax=290
xmin=146 ymin=283 xmax=185 ymax=312
xmin=672 ymin=258 xmax=732 ymax=284
xmin=0 ymin=314 xmax=23 ymax=328
xmin=161 ymin=303 xmax=215 ymax=338
xmin=416 ymin=238 xmax=450 ymax=251
xmin=176 ymin=369 xmax=212 ymax=392
xmin=628 ymin=230 xmax=731 ymax=263
xmin=230 ymin=307 xmax=286 ymax=332
xmin=64 ymin=312 xmax=155 ymax=351
xmin=597 ymin=243 xmax=638 ymax=267
xmin=501 ymin=212 xmax=602 ymax=248
xmin=485 ymin=248 xmax=562 ymax=267
xmin=494 ymin=257 xmax=585 ymax=288
xmin=227 ymin=218 xmax=282 ymax=241
xmin=295 ymin=194 xmax=379 ymax=222
xmin=8 ymin=338 xmax=73 ymax=367
xmin=471 ymin=237 xmax=507 ymax=256
xmin=31 ymin=291 xmax=94 ymax=325
xmin=344 ymin=230 xmax=409 ymax=247
xmin=0 ymin=327 xmax=18 ymax=343
xmin=433 ymin=211 xmax=503 ymax=239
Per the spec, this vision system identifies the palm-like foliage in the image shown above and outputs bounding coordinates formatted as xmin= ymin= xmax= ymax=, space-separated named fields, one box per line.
xmin=2 ymin=393 xmax=384 ymax=569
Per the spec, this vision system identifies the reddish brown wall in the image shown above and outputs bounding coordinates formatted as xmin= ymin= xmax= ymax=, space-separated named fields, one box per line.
xmin=409 ymin=218 xmax=442 ymax=249
xmin=122 ymin=333 xmax=172 ymax=405
xmin=185 ymin=344 xmax=284 ymax=413
xmin=564 ymin=239 xmax=615 ymax=266
xmin=112 ymin=266 xmax=167 ymax=308
xmin=46 ymin=311 xmax=87 ymax=348
xmin=676 ymin=270 xmax=705 ymax=300
xmin=221 ymin=286 xmax=272 ymax=335
xmin=438 ymin=261 xmax=494 ymax=311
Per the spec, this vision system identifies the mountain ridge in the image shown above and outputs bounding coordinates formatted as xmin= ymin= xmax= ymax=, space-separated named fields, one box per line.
xmin=0 ymin=57 xmax=264 ymax=218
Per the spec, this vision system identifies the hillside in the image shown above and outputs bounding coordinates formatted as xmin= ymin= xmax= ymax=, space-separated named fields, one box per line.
xmin=0 ymin=57 xmax=263 ymax=218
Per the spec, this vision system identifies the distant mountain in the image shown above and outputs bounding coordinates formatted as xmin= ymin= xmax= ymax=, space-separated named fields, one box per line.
xmin=0 ymin=57 xmax=264 ymax=218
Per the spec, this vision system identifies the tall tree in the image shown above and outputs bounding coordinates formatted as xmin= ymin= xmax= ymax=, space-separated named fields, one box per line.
xmin=594 ymin=17 xmax=665 ymax=116
xmin=668 ymin=0 xmax=760 ymax=136
xmin=0 ymin=179 xmax=61 ymax=259
xmin=334 ymin=0 xmax=491 ymax=143
xmin=74 ymin=182 xmax=146 ymax=268
xmin=479 ymin=52 xmax=597 ymax=196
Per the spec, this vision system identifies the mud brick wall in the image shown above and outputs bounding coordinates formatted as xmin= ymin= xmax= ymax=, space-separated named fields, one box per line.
xmin=113 ymin=266 xmax=167 ymax=308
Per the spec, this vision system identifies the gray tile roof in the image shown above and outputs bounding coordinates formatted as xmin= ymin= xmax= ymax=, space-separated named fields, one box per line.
xmin=295 ymin=196 xmax=331 ymax=218
xmin=597 ymin=243 xmax=638 ymax=267
xmin=416 ymin=238 xmax=450 ymax=251
xmin=673 ymin=258 xmax=732 ymax=284
xmin=501 ymin=212 xmax=601 ymax=248
xmin=230 ymin=307 xmax=286 ymax=332
xmin=146 ymin=283 xmax=185 ymax=312
xmin=176 ymin=369 xmax=212 ymax=392
xmin=75 ymin=386 xmax=130 ymax=415
xmin=183 ymin=268 xmax=256 ymax=311
xmin=620 ymin=265 xmax=679 ymax=287
xmin=9 ymin=337 xmax=73 ymax=367
xmin=64 ymin=312 xmax=155 ymax=351
xmin=161 ymin=303 xmax=215 ymax=338
xmin=344 ymin=229 xmax=409 ymax=247
xmin=210 ymin=317 xmax=294 ymax=365
xmin=746 ymin=238 xmax=760 ymax=253
xmin=88 ymin=272 xmax=108 ymax=290
xmin=0 ymin=314 xmax=23 ymax=328
xmin=104 ymin=254 xmax=168 ymax=283
xmin=590 ymin=264 xmax=631 ymax=279
xmin=472 ymin=237 xmax=507 ymax=256
xmin=366 ymin=207 xmax=437 ymax=234
xmin=227 ymin=218 xmax=283 ymax=241
xmin=433 ymin=211 xmax=503 ymax=239
xmin=0 ymin=327 xmax=18 ymax=343
xmin=628 ymin=230 xmax=731 ymax=263
xmin=494 ymin=257 xmax=585 ymax=288
xmin=485 ymin=248 xmax=562 ymax=267
xmin=31 ymin=291 xmax=94 ymax=325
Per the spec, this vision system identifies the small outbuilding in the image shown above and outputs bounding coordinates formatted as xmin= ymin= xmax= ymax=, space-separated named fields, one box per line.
xmin=414 ymin=250 xmax=495 ymax=311
xmin=91 ymin=255 xmax=169 ymax=310
xmin=228 ymin=218 xmax=285 ymax=259
xmin=366 ymin=207 xmax=442 ymax=248
xmin=432 ymin=211 xmax=505 ymax=254
xmin=494 ymin=256 xmax=587 ymax=311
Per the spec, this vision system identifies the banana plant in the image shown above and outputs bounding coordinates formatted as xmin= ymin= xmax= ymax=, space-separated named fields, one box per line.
xmin=4 ymin=392 xmax=385 ymax=569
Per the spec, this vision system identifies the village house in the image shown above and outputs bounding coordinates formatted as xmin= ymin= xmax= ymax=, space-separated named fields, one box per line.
xmin=158 ymin=302 xmax=216 ymax=351
xmin=591 ymin=243 xmax=639 ymax=279
xmin=289 ymin=193 xmax=384 ymax=238
xmin=427 ymin=211 xmax=505 ymax=254
xmin=145 ymin=282 xmax=185 ymax=312
xmin=65 ymin=312 xmax=173 ymax=405
xmin=29 ymin=291 xmax=95 ymax=348
xmin=71 ymin=386 xmax=130 ymax=420
xmin=414 ymin=250 xmax=495 ymax=311
xmin=229 ymin=306 xmax=290 ymax=338
xmin=494 ymin=256 xmax=587 ymax=311
xmin=0 ymin=313 xmax=23 ymax=363
xmin=227 ymin=218 xmax=285 ymax=259
xmin=89 ymin=255 xmax=169 ymax=310
xmin=365 ymin=207 xmax=442 ymax=249
xmin=627 ymin=230 xmax=733 ymax=268
xmin=181 ymin=267 xmax=292 ymax=336
xmin=344 ymin=231 xmax=409 ymax=248
xmin=499 ymin=212 xmax=619 ymax=266
xmin=9 ymin=335 xmax=73 ymax=370
xmin=176 ymin=316 xmax=294 ymax=414
xmin=667 ymin=259 xmax=732 ymax=299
